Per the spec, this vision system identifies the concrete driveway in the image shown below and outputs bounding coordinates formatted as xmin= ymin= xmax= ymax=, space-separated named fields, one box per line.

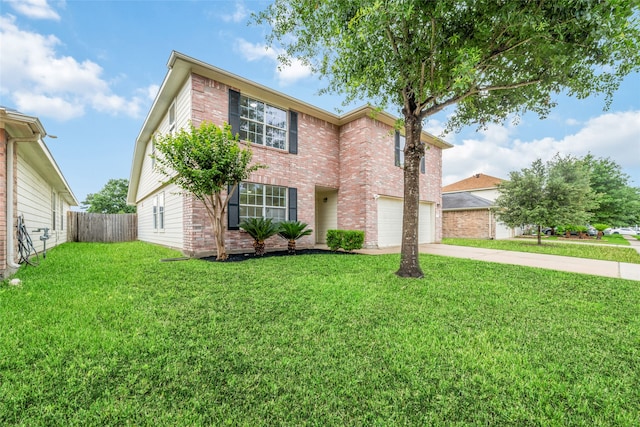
xmin=357 ymin=236 xmax=640 ymax=281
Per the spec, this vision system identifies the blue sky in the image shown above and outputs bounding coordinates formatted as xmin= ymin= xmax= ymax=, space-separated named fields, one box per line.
xmin=1 ymin=0 xmax=639 ymax=207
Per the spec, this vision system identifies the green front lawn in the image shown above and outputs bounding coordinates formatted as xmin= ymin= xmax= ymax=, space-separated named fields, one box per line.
xmin=544 ymin=234 xmax=631 ymax=245
xmin=443 ymin=237 xmax=640 ymax=264
xmin=2 ymin=242 xmax=639 ymax=425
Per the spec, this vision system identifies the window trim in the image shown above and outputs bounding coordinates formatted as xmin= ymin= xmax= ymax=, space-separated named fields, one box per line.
xmin=51 ymin=190 xmax=57 ymax=231
xmin=228 ymin=183 xmax=297 ymax=230
xmin=238 ymin=182 xmax=288 ymax=224
xmin=239 ymin=94 xmax=288 ymax=150
xmin=395 ymin=132 xmax=426 ymax=174
xmin=153 ymin=192 xmax=165 ymax=232
xmin=168 ymin=100 xmax=176 ymax=134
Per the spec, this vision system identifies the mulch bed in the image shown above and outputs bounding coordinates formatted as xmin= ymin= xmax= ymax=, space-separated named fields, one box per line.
xmin=201 ymin=248 xmax=359 ymax=263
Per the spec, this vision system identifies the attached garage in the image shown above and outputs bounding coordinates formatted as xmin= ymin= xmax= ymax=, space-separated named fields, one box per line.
xmin=377 ymin=197 xmax=435 ymax=247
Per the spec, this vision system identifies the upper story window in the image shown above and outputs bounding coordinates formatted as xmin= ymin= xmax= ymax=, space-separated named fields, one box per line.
xmin=168 ymin=101 xmax=176 ymax=134
xmin=395 ymin=132 xmax=426 ymax=174
xmin=240 ymin=95 xmax=287 ymax=150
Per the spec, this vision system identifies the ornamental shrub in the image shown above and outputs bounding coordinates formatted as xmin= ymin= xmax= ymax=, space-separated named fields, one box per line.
xmin=326 ymin=230 xmax=364 ymax=252
xmin=326 ymin=230 xmax=342 ymax=251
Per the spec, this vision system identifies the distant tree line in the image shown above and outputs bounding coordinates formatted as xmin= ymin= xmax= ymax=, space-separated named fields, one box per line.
xmin=82 ymin=178 xmax=136 ymax=214
xmin=493 ymin=154 xmax=640 ymax=244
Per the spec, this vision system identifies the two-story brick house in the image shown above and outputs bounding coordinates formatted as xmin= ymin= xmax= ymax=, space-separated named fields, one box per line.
xmin=127 ymin=51 xmax=452 ymax=256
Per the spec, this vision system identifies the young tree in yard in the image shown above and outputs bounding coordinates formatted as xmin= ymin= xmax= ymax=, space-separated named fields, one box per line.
xmin=153 ymin=122 xmax=265 ymax=260
xmin=255 ymin=1 xmax=640 ymax=278
xmin=82 ymin=178 xmax=136 ymax=214
xmin=494 ymin=155 xmax=597 ymax=245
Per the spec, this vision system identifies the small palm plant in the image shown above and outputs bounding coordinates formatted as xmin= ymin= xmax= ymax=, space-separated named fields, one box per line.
xmin=278 ymin=221 xmax=313 ymax=254
xmin=593 ymin=223 xmax=609 ymax=240
xmin=239 ymin=217 xmax=280 ymax=256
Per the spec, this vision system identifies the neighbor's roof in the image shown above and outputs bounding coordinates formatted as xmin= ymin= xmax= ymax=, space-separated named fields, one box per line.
xmin=442 ymin=192 xmax=493 ymax=210
xmin=443 ymin=173 xmax=504 ymax=193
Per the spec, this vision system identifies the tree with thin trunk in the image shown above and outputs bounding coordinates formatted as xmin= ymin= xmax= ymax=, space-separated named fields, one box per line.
xmin=493 ymin=154 xmax=597 ymax=245
xmin=153 ymin=121 xmax=265 ymax=260
xmin=255 ymin=0 xmax=640 ymax=278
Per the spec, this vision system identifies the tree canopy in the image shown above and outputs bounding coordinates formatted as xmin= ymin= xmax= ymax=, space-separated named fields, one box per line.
xmin=583 ymin=155 xmax=640 ymax=226
xmin=153 ymin=121 xmax=264 ymax=260
xmin=82 ymin=178 xmax=136 ymax=214
xmin=493 ymin=154 xmax=597 ymax=244
xmin=255 ymin=0 xmax=640 ymax=277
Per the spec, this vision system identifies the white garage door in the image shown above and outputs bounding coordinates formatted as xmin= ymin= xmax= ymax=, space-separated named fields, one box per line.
xmin=377 ymin=197 xmax=434 ymax=247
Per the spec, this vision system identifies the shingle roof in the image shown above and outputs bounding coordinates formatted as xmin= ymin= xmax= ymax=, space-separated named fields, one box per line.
xmin=442 ymin=192 xmax=493 ymax=210
xmin=443 ymin=173 xmax=504 ymax=193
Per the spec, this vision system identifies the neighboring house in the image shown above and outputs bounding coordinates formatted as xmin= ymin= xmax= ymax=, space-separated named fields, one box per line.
xmin=442 ymin=173 xmax=521 ymax=239
xmin=1 ymin=106 xmax=78 ymax=278
xmin=127 ymin=51 xmax=453 ymax=257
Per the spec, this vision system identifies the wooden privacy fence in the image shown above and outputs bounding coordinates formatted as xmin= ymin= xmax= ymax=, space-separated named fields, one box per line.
xmin=67 ymin=212 xmax=137 ymax=243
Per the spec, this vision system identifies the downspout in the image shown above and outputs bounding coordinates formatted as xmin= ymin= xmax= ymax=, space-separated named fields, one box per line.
xmin=6 ymin=137 xmax=21 ymax=269
xmin=489 ymin=208 xmax=493 ymax=240
xmin=6 ymin=135 xmax=40 ymax=269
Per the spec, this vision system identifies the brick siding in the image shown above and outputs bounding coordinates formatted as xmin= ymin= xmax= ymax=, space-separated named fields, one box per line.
xmin=179 ymin=73 xmax=445 ymax=256
xmin=443 ymin=209 xmax=495 ymax=239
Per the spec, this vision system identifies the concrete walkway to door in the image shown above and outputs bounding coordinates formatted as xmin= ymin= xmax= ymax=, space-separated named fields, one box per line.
xmin=354 ymin=236 xmax=640 ymax=281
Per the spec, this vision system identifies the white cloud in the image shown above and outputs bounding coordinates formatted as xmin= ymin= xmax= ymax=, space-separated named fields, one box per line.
xmin=235 ymin=38 xmax=312 ymax=86
xmin=221 ymin=1 xmax=248 ymax=23
xmin=13 ymin=92 xmax=84 ymax=120
xmin=143 ymin=84 xmax=160 ymax=101
xmin=5 ymin=0 xmax=60 ymax=20
xmin=237 ymin=39 xmax=279 ymax=62
xmin=443 ymin=110 xmax=640 ymax=185
xmin=0 ymin=15 xmax=147 ymax=121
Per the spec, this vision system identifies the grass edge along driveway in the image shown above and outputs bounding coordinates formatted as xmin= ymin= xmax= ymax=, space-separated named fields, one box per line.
xmin=443 ymin=237 xmax=640 ymax=264
xmin=1 ymin=241 xmax=638 ymax=426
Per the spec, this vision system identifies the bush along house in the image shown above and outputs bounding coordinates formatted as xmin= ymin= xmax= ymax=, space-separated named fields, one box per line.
xmin=127 ymin=51 xmax=452 ymax=257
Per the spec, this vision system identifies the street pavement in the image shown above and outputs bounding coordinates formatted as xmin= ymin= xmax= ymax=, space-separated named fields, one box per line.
xmin=356 ymin=235 xmax=640 ymax=281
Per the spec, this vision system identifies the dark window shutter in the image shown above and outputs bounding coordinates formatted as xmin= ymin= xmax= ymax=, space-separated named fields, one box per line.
xmin=420 ymin=156 xmax=426 ymax=174
xmin=227 ymin=184 xmax=240 ymax=230
xmin=228 ymin=89 xmax=241 ymax=137
xmin=288 ymin=111 xmax=298 ymax=154
xmin=288 ymin=187 xmax=297 ymax=221
xmin=394 ymin=131 xmax=401 ymax=167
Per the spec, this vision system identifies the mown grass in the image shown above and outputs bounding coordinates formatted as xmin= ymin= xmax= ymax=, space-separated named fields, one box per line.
xmin=1 ymin=242 xmax=639 ymax=426
xmin=443 ymin=237 xmax=640 ymax=264
xmin=543 ymin=234 xmax=631 ymax=245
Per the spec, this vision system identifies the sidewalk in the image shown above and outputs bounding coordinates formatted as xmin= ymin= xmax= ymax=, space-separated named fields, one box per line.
xmin=356 ymin=237 xmax=640 ymax=281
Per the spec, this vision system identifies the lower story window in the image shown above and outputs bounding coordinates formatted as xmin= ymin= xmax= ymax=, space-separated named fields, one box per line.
xmin=239 ymin=183 xmax=287 ymax=222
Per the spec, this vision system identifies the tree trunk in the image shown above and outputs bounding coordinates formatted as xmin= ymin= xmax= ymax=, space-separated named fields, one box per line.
xmin=208 ymin=195 xmax=228 ymax=260
xmin=537 ymin=225 xmax=542 ymax=245
xmin=396 ymin=114 xmax=424 ymax=278
xmin=254 ymin=240 xmax=266 ymax=256
xmin=287 ymin=239 xmax=296 ymax=255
